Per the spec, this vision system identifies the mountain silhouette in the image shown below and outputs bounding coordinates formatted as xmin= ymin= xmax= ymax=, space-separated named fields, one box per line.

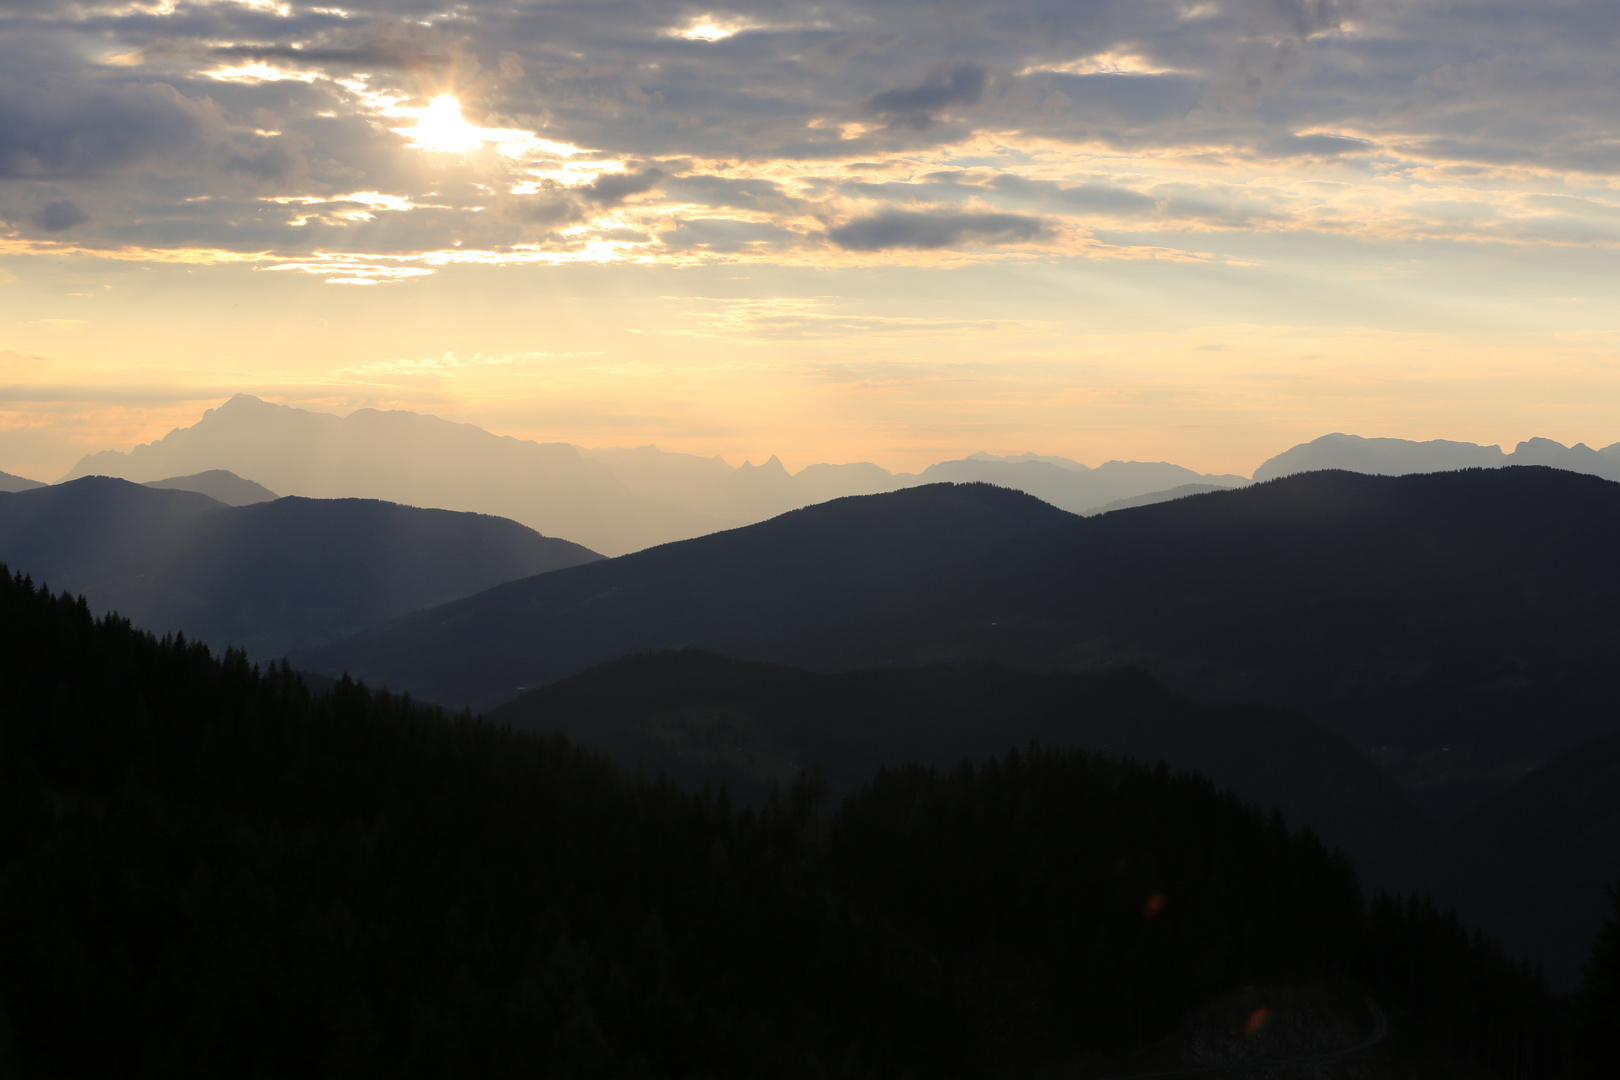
xmin=914 ymin=457 xmax=1248 ymax=514
xmin=588 ymin=442 xmax=1247 ymax=520
xmin=1255 ymin=432 xmax=1620 ymax=482
xmin=145 ymin=468 xmax=278 ymax=505
xmin=488 ymin=649 xmax=1429 ymax=886
xmin=296 ymin=468 xmax=1620 ymax=828
xmin=0 ymin=468 xmax=45 ymax=492
xmin=295 ymin=482 xmax=1074 ymax=709
xmin=62 ymin=394 xmax=730 ymax=556
xmin=65 ymin=395 xmax=1249 ymax=553
xmin=0 ymin=476 xmax=601 ymax=658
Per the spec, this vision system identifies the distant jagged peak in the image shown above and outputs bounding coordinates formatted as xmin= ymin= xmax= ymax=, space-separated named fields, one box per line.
xmin=737 ymin=454 xmax=790 ymax=475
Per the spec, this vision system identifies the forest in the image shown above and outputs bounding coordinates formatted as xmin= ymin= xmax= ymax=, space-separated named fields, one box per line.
xmin=1 ymin=564 xmax=1615 ymax=1078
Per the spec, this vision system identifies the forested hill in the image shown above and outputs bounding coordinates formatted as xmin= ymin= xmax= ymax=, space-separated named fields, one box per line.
xmin=0 ymin=567 xmax=1582 ymax=1076
xmin=0 ymin=476 xmax=601 ymax=659
xmin=487 ymin=649 xmax=1429 ymax=887
xmin=297 ymin=481 xmax=1077 ymax=709
xmin=297 ymin=468 xmax=1620 ymax=828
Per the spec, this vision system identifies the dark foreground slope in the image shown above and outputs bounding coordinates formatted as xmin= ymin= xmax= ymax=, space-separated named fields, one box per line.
xmin=1428 ymin=733 xmax=1620 ymax=988
xmin=0 ymin=476 xmax=600 ymax=658
xmin=300 ymin=468 xmax=1620 ymax=824
xmin=488 ymin=650 xmax=1428 ymax=885
xmin=0 ymin=569 xmax=1566 ymax=1077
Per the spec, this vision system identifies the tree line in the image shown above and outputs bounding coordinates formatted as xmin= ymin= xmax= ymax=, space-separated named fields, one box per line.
xmin=0 ymin=565 xmax=1611 ymax=1077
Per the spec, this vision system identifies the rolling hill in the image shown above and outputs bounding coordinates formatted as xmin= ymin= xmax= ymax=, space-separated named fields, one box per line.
xmin=487 ymin=649 xmax=1430 ymax=887
xmin=295 ymin=482 xmax=1074 ymax=709
xmin=0 ymin=476 xmax=601 ymax=659
xmin=296 ymin=468 xmax=1620 ymax=828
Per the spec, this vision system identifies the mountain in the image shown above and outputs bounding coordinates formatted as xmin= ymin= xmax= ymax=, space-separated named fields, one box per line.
xmin=0 ymin=476 xmax=601 ymax=658
xmin=1429 ymin=732 xmax=1620 ymax=989
xmin=145 ymin=469 xmax=278 ymax=505
xmin=295 ymin=482 xmax=1075 ymax=709
xmin=61 ymin=394 xmax=731 ymax=556
xmin=0 ymin=568 xmax=1561 ymax=1078
xmin=65 ymin=396 xmax=1249 ymax=554
xmin=0 ymin=469 xmax=45 ymax=492
xmin=1089 ymin=482 xmax=1234 ymax=514
xmin=585 ymin=444 xmax=1247 ymax=520
xmin=1255 ymin=432 xmax=1620 ymax=482
xmin=296 ymin=468 xmax=1620 ymax=828
xmin=487 ymin=649 xmax=1429 ymax=886
xmin=914 ymin=458 xmax=1249 ymax=515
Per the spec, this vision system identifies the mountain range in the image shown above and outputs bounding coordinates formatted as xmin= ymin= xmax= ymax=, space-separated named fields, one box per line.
xmin=1255 ymin=432 xmax=1620 ymax=482
xmin=44 ymin=394 xmax=1620 ymax=558
xmin=0 ymin=476 xmax=600 ymax=659
xmin=294 ymin=468 xmax=1620 ymax=828
xmin=290 ymin=466 xmax=1620 ymax=985
xmin=58 ymin=395 xmax=1249 ymax=555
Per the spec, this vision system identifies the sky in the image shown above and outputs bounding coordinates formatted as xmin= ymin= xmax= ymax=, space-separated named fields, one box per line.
xmin=2 ymin=0 xmax=1619 ymax=480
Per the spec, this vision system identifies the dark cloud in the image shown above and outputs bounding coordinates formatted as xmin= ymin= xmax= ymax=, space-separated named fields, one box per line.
xmin=583 ymin=168 xmax=666 ymax=206
xmin=1260 ymin=0 xmax=1356 ymax=39
xmin=828 ymin=209 xmax=1047 ymax=250
xmin=865 ymin=65 xmax=987 ymax=129
xmin=34 ymin=199 xmax=87 ymax=231
xmin=0 ymin=69 xmax=207 ymax=179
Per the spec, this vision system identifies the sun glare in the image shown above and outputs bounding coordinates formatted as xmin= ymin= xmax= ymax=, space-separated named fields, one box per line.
xmin=404 ymin=95 xmax=485 ymax=153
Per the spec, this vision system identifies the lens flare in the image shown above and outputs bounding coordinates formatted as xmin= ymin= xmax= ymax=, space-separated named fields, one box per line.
xmin=1243 ymin=1007 xmax=1273 ymax=1037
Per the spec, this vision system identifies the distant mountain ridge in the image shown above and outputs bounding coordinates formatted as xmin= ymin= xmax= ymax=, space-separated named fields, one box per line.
xmin=0 ymin=469 xmax=45 ymax=492
xmin=0 ymin=476 xmax=601 ymax=659
xmin=63 ymin=395 xmax=729 ymax=557
xmin=56 ymin=394 xmax=1620 ymax=553
xmin=64 ymin=395 xmax=1249 ymax=553
xmin=1255 ymin=432 xmax=1620 ymax=482
xmin=145 ymin=469 xmax=278 ymax=505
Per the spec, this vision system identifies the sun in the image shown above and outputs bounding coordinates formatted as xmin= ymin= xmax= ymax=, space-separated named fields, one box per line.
xmin=404 ymin=95 xmax=484 ymax=154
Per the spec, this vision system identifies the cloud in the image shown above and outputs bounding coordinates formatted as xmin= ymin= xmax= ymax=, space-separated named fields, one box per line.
xmin=828 ymin=209 xmax=1048 ymax=251
xmin=865 ymin=65 xmax=988 ymax=129
xmin=583 ymin=168 xmax=666 ymax=206
xmin=0 ymin=66 xmax=207 ymax=179
xmin=34 ymin=199 xmax=87 ymax=231
xmin=0 ymin=0 xmax=1615 ymax=267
